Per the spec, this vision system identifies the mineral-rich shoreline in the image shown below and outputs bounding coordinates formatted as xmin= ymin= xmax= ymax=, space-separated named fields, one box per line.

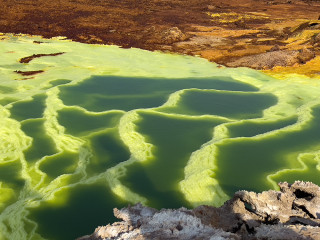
xmin=78 ymin=181 xmax=320 ymax=240
xmin=1 ymin=0 xmax=320 ymax=74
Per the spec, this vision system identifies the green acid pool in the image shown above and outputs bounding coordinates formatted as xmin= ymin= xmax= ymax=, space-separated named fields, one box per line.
xmin=1 ymin=34 xmax=320 ymax=240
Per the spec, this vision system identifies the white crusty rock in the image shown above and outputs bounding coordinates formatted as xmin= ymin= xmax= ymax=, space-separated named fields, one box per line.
xmin=78 ymin=181 xmax=320 ymax=240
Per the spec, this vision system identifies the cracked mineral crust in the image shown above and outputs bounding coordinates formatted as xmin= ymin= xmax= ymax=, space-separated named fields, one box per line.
xmin=78 ymin=181 xmax=320 ymax=240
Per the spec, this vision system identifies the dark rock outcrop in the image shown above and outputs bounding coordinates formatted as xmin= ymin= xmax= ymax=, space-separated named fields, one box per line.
xmin=78 ymin=181 xmax=320 ymax=240
xmin=226 ymin=48 xmax=316 ymax=69
xmin=161 ymin=27 xmax=187 ymax=44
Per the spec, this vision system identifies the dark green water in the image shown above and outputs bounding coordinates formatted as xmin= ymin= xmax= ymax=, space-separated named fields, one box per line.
xmin=59 ymin=76 xmax=258 ymax=111
xmin=3 ymin=74 xmax=317 ymax=239
xmin=9 ymin=94 xmax=46 ymax=121
xmin=29 ymin=182 xmax=127 ymax=240
xmin=21 ymin=119 xmax=57 ymax=163
xmin=121 ymin=111 xmax=226 ymax=209
xmin=160 ymin=89 xmax=277 ymax=118
xmin=216 ymin=105 xmax=320 ymax=195
xmin=22 ymin=75 xmax=276 ymax=239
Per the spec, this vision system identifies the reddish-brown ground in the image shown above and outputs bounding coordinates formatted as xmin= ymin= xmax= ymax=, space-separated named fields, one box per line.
xmin=1 ymin=0 xmax=320 ymax=69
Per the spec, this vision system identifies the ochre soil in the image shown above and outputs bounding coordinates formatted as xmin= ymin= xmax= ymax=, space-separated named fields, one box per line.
xmin=1 ymin=0 xmax=320 ymax=73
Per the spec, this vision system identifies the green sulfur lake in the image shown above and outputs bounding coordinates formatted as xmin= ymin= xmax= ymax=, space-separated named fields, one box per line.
xmin=1 ymin=34 xmax=320 ymax=240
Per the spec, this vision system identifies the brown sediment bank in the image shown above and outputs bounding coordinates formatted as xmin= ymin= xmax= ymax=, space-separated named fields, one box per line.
xmin=1 ymin=0 xmax=320 ymax=73
xmin=78 ymin=181 xmax=320 ymax=240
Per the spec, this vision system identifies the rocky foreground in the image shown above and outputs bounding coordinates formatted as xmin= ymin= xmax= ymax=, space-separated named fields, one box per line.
xmin=78 ymin=181 xmax=320 ymax=240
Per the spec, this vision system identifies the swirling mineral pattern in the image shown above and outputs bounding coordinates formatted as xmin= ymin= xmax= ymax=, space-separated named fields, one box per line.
xmin=1 ymin=34 xmax=320 ymax=239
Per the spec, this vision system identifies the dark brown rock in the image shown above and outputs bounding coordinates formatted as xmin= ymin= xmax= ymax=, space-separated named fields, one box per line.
xmin=226 ymin=49 xmax=315 ymax=69
xmin=14 ymin=70 xmax=44 ymax=76
xmin=19 ymin=52 xmax=65 ymax=63
xmin=161 ymin=27 xmax=187 ymax=44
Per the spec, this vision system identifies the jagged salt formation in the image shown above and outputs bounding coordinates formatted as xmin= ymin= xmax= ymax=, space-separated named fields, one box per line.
xmin=78 ymin=181 xmax=320 ymax=240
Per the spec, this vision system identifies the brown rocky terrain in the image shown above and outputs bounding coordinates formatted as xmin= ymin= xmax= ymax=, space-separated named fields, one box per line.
xmin=78 ymin=181 xmax=320 ymax=240
xmin=1 ymin=0 xmax=320 ymax=73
